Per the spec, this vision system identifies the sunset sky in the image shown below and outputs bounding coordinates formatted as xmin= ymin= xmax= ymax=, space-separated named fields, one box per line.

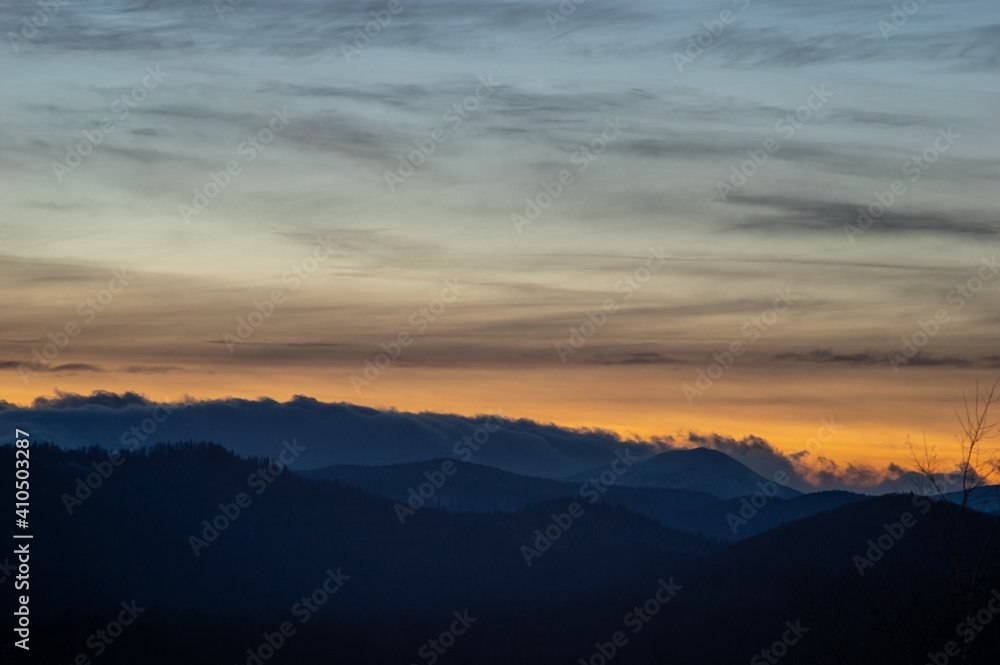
xmin=2 ymin=0 xmax=999 ymax=476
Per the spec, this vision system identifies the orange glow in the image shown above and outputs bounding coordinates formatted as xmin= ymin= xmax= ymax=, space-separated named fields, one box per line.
xmin=11 ymin=363 xmax=995 ymax=475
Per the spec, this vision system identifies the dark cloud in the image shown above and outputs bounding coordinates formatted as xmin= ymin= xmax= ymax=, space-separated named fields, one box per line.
xmin=0 ymin=391 xmax=664 ymax=479
xmin=121 ymin=365 xmax=184 ymax=374
xmin=48 ymin=363 xmax=104 ymax=373
xmin=703 ymin=22 xmax=1000 ymax=71
xmin=727 ymin=195 xmax=1000 ymax=237
xmin=774 ymin=350 xmax=879 ymax=364
xmin=31 ymin=390 xmax=151 ymax=409
xmin=7 ymin=0 xmax=994 ymax=71
xmin=686 ymin=432 xmax=801 ymax=484
xmin=0 ymin=361 xmax=104 ymax=373
xmin=3 ymin=0 xmax=659 ymax=58
xmin=774 ymin=349 xmax=976 ymax=368
xmin=828 ymin=109 xmax=930 ymax=128
xmin=902 ymin=355 xmax=975 ymax=368
xmin=590 ymin=351 xmax=683 ymax=365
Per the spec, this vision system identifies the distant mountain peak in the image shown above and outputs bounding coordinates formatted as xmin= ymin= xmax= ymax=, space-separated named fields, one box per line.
xmin=567 ymin=446 xmax=801 ymax=500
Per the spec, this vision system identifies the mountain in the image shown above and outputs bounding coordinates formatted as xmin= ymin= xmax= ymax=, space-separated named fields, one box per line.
xmin=664 ymin=488 xmax=866 ymax=539
xmin=944 ymin=484 xmax=1000 ymax=514
xmin=304 ymin=458 xmax=859 ymax=541
xmin=629 ymin=492 xmax=1000 ymax=664
xmin=9 ymin=443 xmax=1000 ymax=665
xmin=8 ymin=443 xmax=716 ymax=622
xmin=302 ymin=458 xmax=720 ymax=513
xmin=566 ymin=447 xmax=802 ymax=499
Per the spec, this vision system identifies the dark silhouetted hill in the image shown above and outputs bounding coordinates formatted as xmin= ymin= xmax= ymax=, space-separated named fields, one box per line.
xmin=305 ymin=458 xmax=861 ymax=541
xmin=7 ymin=443 xmax=1000 ymax=665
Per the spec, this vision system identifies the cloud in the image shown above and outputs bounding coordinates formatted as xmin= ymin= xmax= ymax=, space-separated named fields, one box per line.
xmin=0 ymin=391 xmax=666 ymax=480
xmin=0 ymin=362 xmax=104 ymax=373
xmin=828 ymin=109 xmax=930 ymax=128
xmin=30 ymin=390 xmax=152 ymax=410
xmin=589 ymin=350 xmax=683 ymax=365
xmin=48 ymin=363 xmax=104 ymax=373
xmin=726 ymin=195 xmax=1000 ymax=238
xmin=902 ymin=355 xmax=975 ymax=368
xmin=685 ymin=432 xmax=805 ymax=487
xmin=702 ymin=21 xmax=1000 ymax=71
xmin=773 ymin=349 xmax=977 ymax=369
xmin=774 ymin=349 xmax=879 ymax=364
xmin=680 ymin=431 xmax=969 ymax=495
xmin=0 ymin=390 xmax=944 ymax=494
xmin=121 ymin=365 xmax=184 ymax=374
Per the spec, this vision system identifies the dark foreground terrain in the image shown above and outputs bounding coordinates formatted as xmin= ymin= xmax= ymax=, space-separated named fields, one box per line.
xmin=4 ymin=443 xmax=1000 ymax=664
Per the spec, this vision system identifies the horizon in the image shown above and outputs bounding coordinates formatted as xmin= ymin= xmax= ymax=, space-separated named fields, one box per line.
xmin=0 ymin=387 xmax=984 ymax=495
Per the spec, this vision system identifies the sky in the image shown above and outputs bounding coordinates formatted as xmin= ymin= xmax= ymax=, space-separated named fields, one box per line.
xmin=2 ymin=0 xmax=999 ymax=480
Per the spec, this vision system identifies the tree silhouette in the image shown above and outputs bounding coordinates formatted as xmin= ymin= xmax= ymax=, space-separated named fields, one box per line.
xmin=911 ymin=377 xmax=1000 ymax=662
